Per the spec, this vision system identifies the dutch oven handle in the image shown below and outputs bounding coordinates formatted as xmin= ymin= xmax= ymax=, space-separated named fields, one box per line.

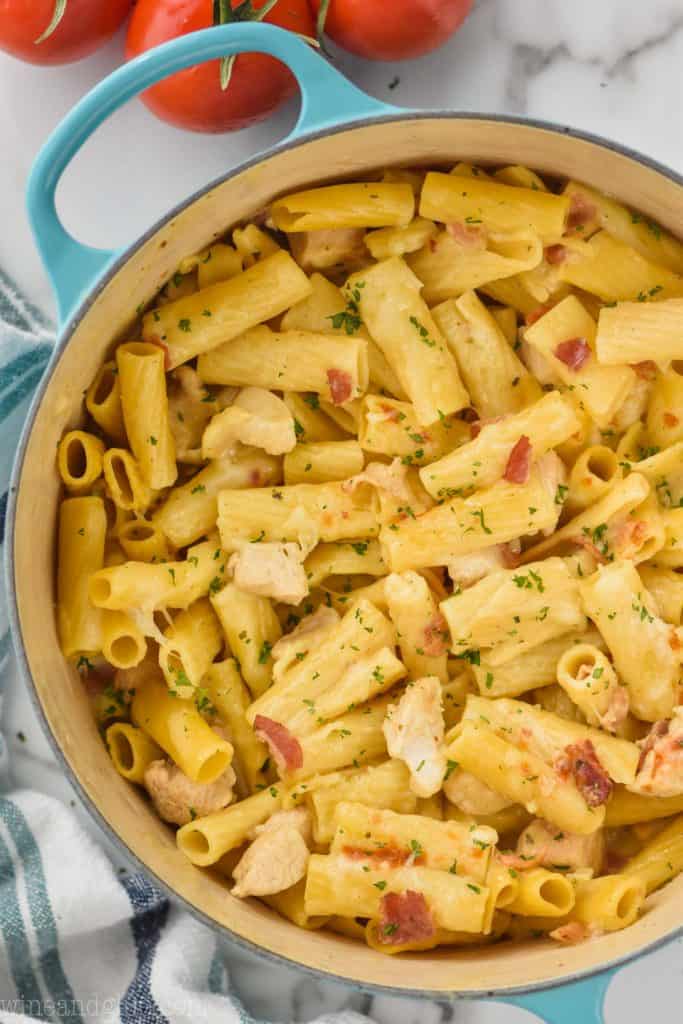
xmin=493 ymin=964 xmax=618 ymax=1023
xmin=25 ymin=22 xmax=401 ymax=325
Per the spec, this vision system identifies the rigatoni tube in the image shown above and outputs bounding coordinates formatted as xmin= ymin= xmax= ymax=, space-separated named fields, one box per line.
xmin=116 ymin=342 xmax=177 ymax=489
xmin=57 ymin=496 xmax=107 ymax=658
xmin=132 ymin=674 xmax=232 ymax=784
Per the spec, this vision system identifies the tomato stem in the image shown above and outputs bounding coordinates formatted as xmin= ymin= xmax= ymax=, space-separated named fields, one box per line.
xmin=35 ymin=0 xmax=67 ymax=44
xmin=315 ymin=0 xmax=332 ymax=45
xmin=215 ymin=0 xmax=283 ymax=91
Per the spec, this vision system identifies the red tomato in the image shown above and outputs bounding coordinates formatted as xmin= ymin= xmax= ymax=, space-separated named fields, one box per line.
xmin=126 ymin=0 xmax=316 ymax=133
xmin=0 ymin=0 xmax=133 ymax=65
xmin=310 ymin=0 xmax=473 ymax=61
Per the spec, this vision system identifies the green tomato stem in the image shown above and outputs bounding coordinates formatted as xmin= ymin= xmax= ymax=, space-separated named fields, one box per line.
xmin=217 ymin=0 xmax=283 ymax=92
xmin=35 ymin=0 xmax=68 ymax=44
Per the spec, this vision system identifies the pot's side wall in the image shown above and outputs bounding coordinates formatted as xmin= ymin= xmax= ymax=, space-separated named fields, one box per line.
xmin=12 ymin=117 xmax=683 ymax=995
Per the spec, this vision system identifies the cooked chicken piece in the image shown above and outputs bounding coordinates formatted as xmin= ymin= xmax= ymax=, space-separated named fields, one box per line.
xmin=288 ymin=228 xmax=367 ymax=274
xmin=443 ymin=769 xmax=513 ymax=816
xmin=344 ymin=459 xmax=433 ymax=522
xmin=519 ymin=339 xmax=561 ymax=387
xmin=251 ymin=806 xmax=312 ymax=845
xmin=515 ymin=819 xmax=605 ymax=874
xmin=232 ymin=807 xmax=312 ymax=898
xmin=344 ymin=459 xmax=416 ymax=504
xmin=448 ymin=542 xmax=520 ymax=589
xmin=383 ymin=677 xmax=446 ymax=798
xmin=168 ymin=366 xmax=229 ymax=464
xmin=144 ymin=758 xmax=236 ymax=826
xmin=228 ymin=541 xmax=308 ymax=606
xmin=610 ymin=375 xmax=653 ymax=433
xmin=630 ymin=709 xmax=683 ymax=797
xmin=114 ymin=651 xmax=162 ymax=697
xmin=203 ymin=387 xmax=296 ymax=459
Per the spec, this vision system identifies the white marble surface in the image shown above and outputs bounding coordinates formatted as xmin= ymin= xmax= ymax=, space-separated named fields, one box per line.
xmin=2 ymin=0 xmax=683 ymax=1019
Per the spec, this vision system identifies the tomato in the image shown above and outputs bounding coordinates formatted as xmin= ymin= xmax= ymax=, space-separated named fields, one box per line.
xmin=0 ymin=0 xmax=134 ymax=65
xmin=126 ymin=0 xmax=316 ymax=134
xmin=310 ymin=0 xmax=473 ymax=61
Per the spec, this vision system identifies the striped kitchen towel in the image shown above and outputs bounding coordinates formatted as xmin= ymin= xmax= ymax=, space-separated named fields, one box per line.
xmin=0 ymin=269 xmax=371 ymax=1024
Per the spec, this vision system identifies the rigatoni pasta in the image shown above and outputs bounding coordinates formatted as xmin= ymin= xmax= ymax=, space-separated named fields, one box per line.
xmin=55 ymin=163 xmax=683 ymax=957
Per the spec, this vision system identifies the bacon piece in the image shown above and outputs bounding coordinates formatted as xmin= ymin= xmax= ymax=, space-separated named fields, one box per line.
xmin=253 ymin=715 xmax=303 ymax=775
xmin=567 ymin=192 xmax=597 ymax=230
xmin=554 ymin=337 xmax=591 ymax=371
xmin=447 ymin=221 xmax=487 ymax=249
xmin=83 ymin=671 xmax=108 ymax=697
xmin=632 ymin=360 xmax=657 ymax=381
xmin=148 ymin=337 xmax=171 ymax=370
xmin=596 ymin=684 xmax=630 ymax=735
xmin=378 ymin=890 xmax=435 ymax=946
xmin=380 ymin=403 xmax=401 ymax=423
xmin=503 ymin=435 xmax=532 ymax=484
xmin=664 ymin=412 xmax=680 ymax=428
xmin=572 ymin=533 xmax=609 ymax=565
xmin=637 ymin=720 xmax=670 ymax=773
xmin=549 ymin=921 xmax=594 ymax=945
xmin=556 ymin=740 xmax=613 ymax=807
xmin=633 ymin=711 xmax=683 ymax=796
xmin=459 ymin=407 xmax=479 ymax=424
xmin=327 ymin=368 xmax=353 ymax=405
xmin=544 ymin=244 xmax=567 ymax=265
xmin=422 ymin=613 xmax=449 ymax=657
xmin=613 ymin=518 xmax=648 ymax=559
xmin=496 ymin=849 xmax=545 ymax=871
xmin=605 ymin=849 xmax=628 ymax=873
xmin=525 ymin=303 xmax=553 ymax=326
xmin=469 ymin=414 xmax=504 ymax=440
xmin=343 ymin=844 xmax=425 ymax=869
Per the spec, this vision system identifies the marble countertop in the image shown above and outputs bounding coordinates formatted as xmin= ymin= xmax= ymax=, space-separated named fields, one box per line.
xmin=1 ymin=0 xmax=683 ymax=1019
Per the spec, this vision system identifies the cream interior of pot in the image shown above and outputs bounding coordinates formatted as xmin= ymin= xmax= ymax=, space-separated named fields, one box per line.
xmin=12 ymin=117 xmax=683 ymax=994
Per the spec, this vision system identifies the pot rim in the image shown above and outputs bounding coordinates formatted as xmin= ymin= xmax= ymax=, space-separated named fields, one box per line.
xmin=7 ymin=108 xmax=683 ymax=999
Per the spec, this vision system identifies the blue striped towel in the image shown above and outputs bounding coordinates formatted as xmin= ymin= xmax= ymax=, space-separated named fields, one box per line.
xmin=0 ymin=269 xmax=371 ymax=1024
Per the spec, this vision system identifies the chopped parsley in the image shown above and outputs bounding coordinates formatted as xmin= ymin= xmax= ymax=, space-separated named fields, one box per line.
xmin=409 ymin=315 xmax=436 ymax=348
xmin=455 ymin=648 xmax=480 ymax=665
xmin=328 ymin=309 xmax=362 ymax=335
xmin=471 ymin=508 xmax=492 ymax=534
